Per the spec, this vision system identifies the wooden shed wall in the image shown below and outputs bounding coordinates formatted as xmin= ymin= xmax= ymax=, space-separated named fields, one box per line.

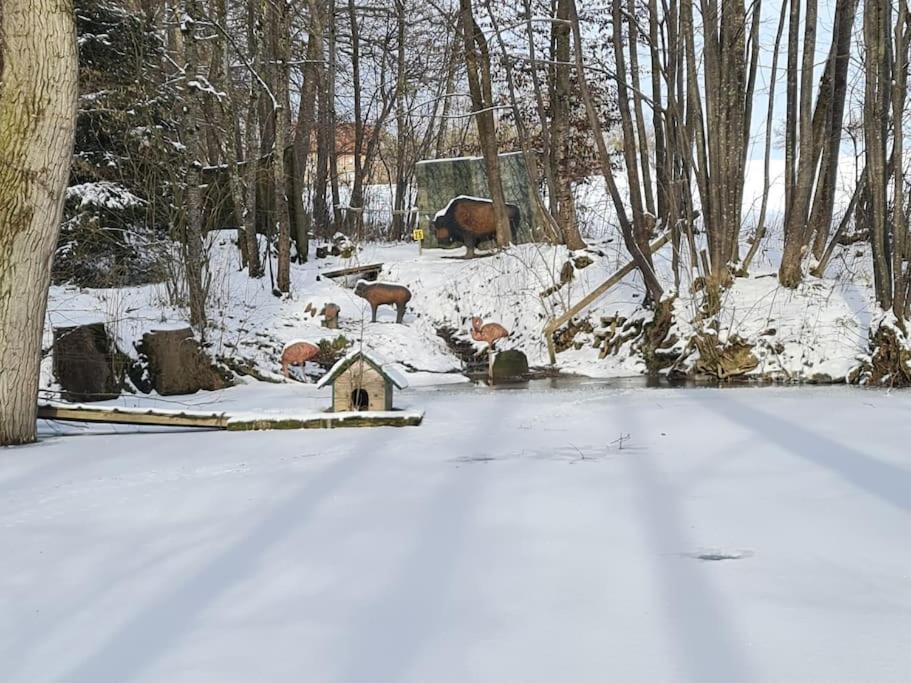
xmin=331 ymin=360 xmax=390 ymax=412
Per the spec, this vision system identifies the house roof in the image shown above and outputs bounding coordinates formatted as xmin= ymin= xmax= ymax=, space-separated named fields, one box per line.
xmin=316 ymin=348 xmax=409 ymax=390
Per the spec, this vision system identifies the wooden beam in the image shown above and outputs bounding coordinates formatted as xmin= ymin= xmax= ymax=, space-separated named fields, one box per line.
xmin=227 ymin=411 xmax=424 ymax=430
xmin=319 ymin=263 xmax=384 ymax=279
xmin=37 ymin=403 xmax=424 ymax=431
xmin=38 ymin=404 xmax=228 ymax=429
xmin=543 ymin=231 xmax=672 ymax=364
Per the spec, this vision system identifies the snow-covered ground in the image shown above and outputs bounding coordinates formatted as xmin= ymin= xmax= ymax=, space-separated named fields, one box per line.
xmin=3 ymin=381 xmax=911 ymax=682
xmin=43 ymin=156 xmax=879 ymax=388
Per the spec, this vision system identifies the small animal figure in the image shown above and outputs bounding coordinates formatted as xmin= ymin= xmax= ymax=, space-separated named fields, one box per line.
xmin=321 ymin=302 xmax=340 ymax=329
xmin=281 ymin=340 xmax=319 ymax=378
xmin=470 ymin=317 xmax=510 ymax=352
xmin=354 ymin=280 xmax=412 ymax=323
xmin=432 ymin=196 xmax=521 ymax=258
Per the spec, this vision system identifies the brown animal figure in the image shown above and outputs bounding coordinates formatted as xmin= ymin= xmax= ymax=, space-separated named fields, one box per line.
xmin=320 ymin=302 xmax=340 ymax=329
xmin=470 ymin=317 xmax=510 ymax=352
xmin=354 ymin=280 xmax=412 ymax=323
xmin=432 ymin=196 xmax=520 ymax=258
xmin=281 ymin=340 xmax=319 ymax=378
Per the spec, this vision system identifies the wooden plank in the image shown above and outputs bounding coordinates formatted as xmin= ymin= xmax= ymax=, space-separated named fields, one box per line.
xmin=543 ymin=231 xmax=672 ymax=364
xmin=38 ymin=404 xmax=423 ymax=431
xmin=227 ymin=412 xmax=424 ymax=431
xmin=319 ymin=263 xmax=384 ymax=279
xmin=37 ymin=404 xmax=228 ymax=429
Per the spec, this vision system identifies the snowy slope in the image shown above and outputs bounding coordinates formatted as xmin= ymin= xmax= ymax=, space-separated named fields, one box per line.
xmin=43 ymin=160 xmax=879 ymax=388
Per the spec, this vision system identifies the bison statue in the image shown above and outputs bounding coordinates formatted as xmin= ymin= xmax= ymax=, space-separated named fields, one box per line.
xmin=431 ymin=196 xmax=520 ymax=258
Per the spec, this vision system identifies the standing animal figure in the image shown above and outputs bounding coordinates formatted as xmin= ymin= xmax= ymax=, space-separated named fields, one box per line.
xmin=320 ymin=302 xmax=340 ymax=329
xmin=354 ymin=280 xmax=412 ymax=323
xmin=281 ymin=340 xmax=320 ymax=378
xmin=432 ymin=196 xmax=520 ymax=258
xmin=470 ymin=317 xmax=510 ymax=352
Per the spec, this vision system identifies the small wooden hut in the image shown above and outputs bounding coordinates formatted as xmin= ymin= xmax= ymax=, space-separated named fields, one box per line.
xmin=316 ymin=349 xmax=408 ymax=412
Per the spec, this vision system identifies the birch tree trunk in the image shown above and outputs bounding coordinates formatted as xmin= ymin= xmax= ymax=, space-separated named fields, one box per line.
xmin=0 ymin=0 xmax=78 ymax=445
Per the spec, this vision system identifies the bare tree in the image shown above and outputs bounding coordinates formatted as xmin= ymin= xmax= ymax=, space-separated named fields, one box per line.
xmin=567 ymin=0 xmax=663 ymax=301
xmin=778 ymin=0 xmax=858 ymax=287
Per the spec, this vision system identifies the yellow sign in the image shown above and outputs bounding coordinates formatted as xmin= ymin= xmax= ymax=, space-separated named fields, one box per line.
xmin=412 ymin=228 xmax=425 ymax=241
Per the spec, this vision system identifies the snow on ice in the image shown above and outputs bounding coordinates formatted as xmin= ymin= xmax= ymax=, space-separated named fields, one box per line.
xmin=1 ymin=382 xmax=910 ymax=681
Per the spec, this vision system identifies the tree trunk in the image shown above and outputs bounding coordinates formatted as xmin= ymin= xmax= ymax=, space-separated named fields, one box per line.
xmin=211 ymin=0 xmax=247 ymax=269
xmin=626 ymin=0 xmax=655 ymax=217
xmin=327 ymin=0 xmax=342 ymax=231
xmin=865 ymin=0 xmax=891 ymax=308
xmin=807 ymin=0 xmax=858 ymax=260
xmin=290 ymin=0 xmax=324 ymax=263
xmin=243 ymin=0 xmax=263 ymax=277
xmin=272 ymin=1 xmax=292 ymax=293
xmin=552 ymin=0 xmax=586 ymax=250
xmin=459 ymin=0 xmax=511 ymax=248
xmin=891 ymin=0 xmax=910 ymax=317
xmin=0 ymin=0 xmax=78 ymax=445
xmin=181 ymin=0 xmax=209 ymax=328
xmin=391 ymin=0 xmax=409 ymax=241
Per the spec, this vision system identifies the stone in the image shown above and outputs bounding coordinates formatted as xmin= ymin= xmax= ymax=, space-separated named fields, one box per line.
xmin=491 ymin=350 xmax=529 ymax=381
xmin=138 ymin=326 xmax=232 ymax=396
xmin=52 ymin=323 xmax=122 ymax=402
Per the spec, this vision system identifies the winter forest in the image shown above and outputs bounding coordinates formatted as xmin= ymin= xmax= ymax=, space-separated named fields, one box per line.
xmin=2 ymin=0 xmax=911 ymax=680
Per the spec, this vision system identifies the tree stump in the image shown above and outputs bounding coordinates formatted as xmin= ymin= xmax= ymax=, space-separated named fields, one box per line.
xmin=138 ymin=326 xmax=232 ymax=396
xmin=491 ymin=350 xmax=529 ymax=381
xmin=52 ymin=323 xmax=122 ymax=402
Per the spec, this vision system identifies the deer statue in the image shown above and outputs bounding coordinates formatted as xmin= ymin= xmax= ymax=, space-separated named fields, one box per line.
xmin=470 ymin=317 xmax=510 ymax=354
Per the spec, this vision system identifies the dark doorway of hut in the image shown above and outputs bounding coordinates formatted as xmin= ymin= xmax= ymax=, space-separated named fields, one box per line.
xmin=351 ymin=389 xmax=369 ymax=411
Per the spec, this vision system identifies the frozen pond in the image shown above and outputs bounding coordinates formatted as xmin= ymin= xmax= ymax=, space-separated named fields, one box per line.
xmin=3 ymin=383 xmax=911 ymax=682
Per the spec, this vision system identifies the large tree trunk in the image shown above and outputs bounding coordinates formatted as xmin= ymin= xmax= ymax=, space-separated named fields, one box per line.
xmin=0 ymin=0 xmax=78 ymax=445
